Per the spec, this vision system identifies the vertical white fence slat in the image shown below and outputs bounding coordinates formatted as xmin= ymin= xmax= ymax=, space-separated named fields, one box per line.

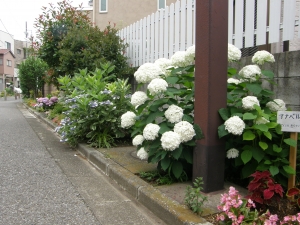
xmin=150 ymin=13 xmax=155 ymax=63
xmin=228 ymin=0 xmax=234 ymax=44
xmin=159 ymin=9 xmax=164 ymax=58
xmin=164 ymin=6 xmax=169 ymax=59
xmin=139 ymin=20 xmax=143 ymax=66
xmin=244 ymin=0 xmax=255 ymax=47
xmin=174 ymin=1 xmax=180 ymax=52
xmin=146 ymin=15 xmax=151 ymax=63
xmin=180 ymin=0 xmax=187 ymax=51
xmin=269 ymin=0 xmax=281 ymax=44
xmin=142 ymin=18 xmax=147 ymax=65
xmin=282 ymin=0 xmax=296 ymax=41
xmin=256 ymin=0 xmax=267 ymax=46
xmin=193 ymin=0 xmax=196 ymax=45
xmin=169 ymin=3 xmax=175 ymax=57
xmin=234 ymin=0 xmax=244 ymax=48
xmin=154 ymin=12 xmax=159 ymax=61
xmin=186 ymin=0 xmax=193 ymax=48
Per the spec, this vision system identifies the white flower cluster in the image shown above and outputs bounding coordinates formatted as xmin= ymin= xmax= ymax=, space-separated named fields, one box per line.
xmin=227 ymin=78 xmax=241 ymax=85
xmin=238 ymin=65 xmax=261 ymax=83
xmin=242 ymin=96 xmax=260 ymax=110
xmin=134 ymin=63 xmax=163 ymax=83
xmin=227 ymin=148 xmax=239 ymax=159
xmin=228 ymin=44 xmax=241 ymax=62
xmin=143 ymin=123 xmax=160 ymax=140
xmin=255 ymin=117 xmax=269 ymax=125
xmin=174 ymin=121 xmax=195 ymax=142
xmin=164 ymin=105 xmax=184 ymax=123
xmin=130 ymin=91 xmax=148 ymax=107
xmin=147 ymin=78 xmax=168 ymax=95
xmin=185 ymin=45 xmax=195 ymax=65
xmin=155 ymin=58 xmax=172 ymax=76
xmin=224 ymin=116 xmax=245 ymax=135
xmin=252 ymin=50 xmax=275 ymax=65
xmin=160 ymin=131 xmax=181 ymax=151
xmin=137 ymin=147 xmax=148 ymax=160
xmin=132 ymin=135 xmax=144 ymax=146
xmin=121 ymin=111 xmax=136 ymax=128
xmin=171 ymin=51 xmax=190 ymax=68
xmin=266 ymin=99 xmax=287 ymax=112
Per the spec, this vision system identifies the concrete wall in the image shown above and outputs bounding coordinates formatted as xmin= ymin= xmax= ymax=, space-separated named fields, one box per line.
xmin=229 ymin=50 xmax=300 ymax=111
xmin=92 ymin=0 xmax=177 ymax=30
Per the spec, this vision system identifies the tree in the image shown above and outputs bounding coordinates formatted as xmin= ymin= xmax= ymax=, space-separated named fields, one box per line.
xmin=18 ymin=57 xmax=48 ymax=98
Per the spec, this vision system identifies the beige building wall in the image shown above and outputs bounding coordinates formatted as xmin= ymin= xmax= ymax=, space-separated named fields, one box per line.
xmin=92 ymin=0 xmax=177 ymax=30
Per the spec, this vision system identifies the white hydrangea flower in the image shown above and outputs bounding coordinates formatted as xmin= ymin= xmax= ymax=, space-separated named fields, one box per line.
xmin=185 ymin=45 xmax=195 ymax=65
xmin=266 ymin=99 xmax=287 ymax=112
xmin=132 ymin=135 xmax=145 ymax=146
xmin=224 ymin=116 xmax=245 ymax=136
xmin=174 ymin=121 xmax=195 ymax=142
xmin=161 ymin=131 xmax=181 ymax=151
xmin=171 ymin=51 xmax=189 ymax=68
xmin=238 ymin=65 xmax=261 ymax=82
xmin=121 ymin=111 xmax=136 ymax=128
xmin=255 ymin=117 xmax=270 ymax=125
xmin=143 ymin=123 xmax=160 ymax=140
xmin=227 ymin=148 xmax=239 ymax=159
xmin=147 ymin=78 xmax=168 ymax=95
xmin=252 ymin=50 xmax=275 ymax=65
xmin=242 ymin=96 xmax=260 ymax=110
xmin=134 ymin=63 xmax=163 ymax=84
xmin=131 ymin=91 xmax=148 ymax=107
xmin=137 ymin=147 xmax=148 ymax=160
xmin=164 ymin=105 xmax=184 ymax=123
xmin=154 ymin=58 xmax=172 ymax=75
xmin=227 ymin=78 xmax=241 ymax=85
xmin=228 ymin=44 xmax=241 ymax=62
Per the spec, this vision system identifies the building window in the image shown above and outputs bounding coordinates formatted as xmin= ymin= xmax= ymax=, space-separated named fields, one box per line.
xmin=7 ymin=60 xmax=12 ymax=67
xmin=158 ymin=0 xmax=166 ymax=10
xmin=5 ymin=42 xmax=11 ymax=50
xmin=99 ymin=0 xmax=107 ymax=13
xmin=0 ymin=58 xmax=3 ymax=65
xmin=17 ymin=49 xmax=21 ymax=54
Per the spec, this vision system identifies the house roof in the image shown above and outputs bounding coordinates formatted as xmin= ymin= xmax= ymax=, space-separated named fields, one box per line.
xmin=0 ymin=49 xmax=16 ymax=58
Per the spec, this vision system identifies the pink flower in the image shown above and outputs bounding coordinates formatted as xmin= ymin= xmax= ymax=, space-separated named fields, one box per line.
xmin=217 ymin=214 xmax=225 ymax=221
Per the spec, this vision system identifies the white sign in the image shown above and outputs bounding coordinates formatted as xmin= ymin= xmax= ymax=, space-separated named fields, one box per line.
xmin=277 ymin=111 xmax=300 ymax=132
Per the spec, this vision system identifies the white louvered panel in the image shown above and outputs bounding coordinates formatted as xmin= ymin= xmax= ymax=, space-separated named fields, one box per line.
xmin=244 ymin=0 xmax=255 ymax=47
xmin=256 ymin=0 xmax=267 ymax=46
xmin=133 ymin=22 xmax=138 ymax=67
xmin=174 ymin=1 xmax=180 ymax=52
xmin=146 ymin=15 xmax=151 ymax=63
xmin=154 ymin=12 xmax=159 ymax=61
xmin=169 ymin=3 xmax=175 ymax=56
xmin=193 ymin=0 xmax=196 ymax=45
xmin=180 ymin=0 xmax=187 ymax=51
xmin=282 ymin=0 xmax=296 ymax=41
xmin=129 ymin=25 xmax=133 ymax=65
xmin=142 ymin=18 xmax=147 ymax=65
xmin=234 ymin=0 xmax=244 ymax=48
xmin=269 ymin=0 xmax=281 ymax=44
xmin=150 ymin=13 xmax=155 ymax=63
xmin=139 ymin=19 xmax=143 ymax=66
xmin=186 ymin=0 xmax=193 ymax=48
xmin=159 ymin=9 xmax=164 ymax=58
xmin=228 ymin=0 xmax=234 ymax=44
xmin=164 ymin=6 xmax=169 ymax=59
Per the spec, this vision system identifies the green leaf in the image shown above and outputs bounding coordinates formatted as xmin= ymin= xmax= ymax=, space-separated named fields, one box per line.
xmin=159 ymin=122 xmax=172 ymax=134
xmin=253 ymin=124 xmax=268 ymax=132
xmin=263 ymin=131 xmax=272 ymax=140
xmin=266 ymin=122 xmax=278 ymax=128
xmin=171 ymin=161 xmax=183 ymax=179
xmin=246 ymin=83 xmax=262 ymax=95
xmin=259 ymin=141 xmax=268 ymax=150
xmin=252 ymin=147 xmax=265 ymax=163
xmin=218 ymin=124 xmax=228 ymax=138
xmin=241 ymin=150 xmax=252 ymax=164
xmin=243 ymin=130 xmax=255 ymax=140
xmin=243 ymin=113 xmax=257 ymax=120
xmin=166 ymin=76 xmax=179 ymax=84
xmin=219 ymin=108 xmax=229 ymax=121
xmin=182 ymin=114 xmax=194 ymax=123
xmin=261 ymin=70 xmax=274 ymax=79
xmin=269 ymin=166 xmax=279 ymax=176
xmin=283 ymin=165 xmax=296 ymax=175
xmin=146 ymin=111 xmax=164 ymax=124
xmin=160 ymin=157 xmax=171 ymax=171
xmin=172 ymin=145 xmax=183 ymax=160
xmin=284 ymin=138 xmax=297 ymax=147
xmin=183 ymin=149 xmax=193 ymax=164
xmin=194 ymin=124 xmax=204 ymax=140
xmin=273 ymin=144 xmax=282 ymax=153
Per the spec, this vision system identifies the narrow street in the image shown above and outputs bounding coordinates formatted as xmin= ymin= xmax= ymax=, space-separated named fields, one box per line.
xmin=0 ymin=97 xmax=166 ymax=225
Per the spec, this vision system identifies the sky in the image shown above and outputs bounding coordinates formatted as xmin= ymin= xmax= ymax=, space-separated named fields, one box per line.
xmin=0 ymin=0 xmax=91 ymax=41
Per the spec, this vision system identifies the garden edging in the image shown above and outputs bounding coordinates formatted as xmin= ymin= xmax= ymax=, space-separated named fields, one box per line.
xmin=24 ymin=104 xmax=212 ymax=225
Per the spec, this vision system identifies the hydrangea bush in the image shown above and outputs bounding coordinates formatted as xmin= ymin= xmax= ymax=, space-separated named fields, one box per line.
xmin=56 ymin=63 xmax=133 ymax=148
xmin=121 ymin=45 xmax=203 ymax=179
xmin=218 ymin=44 xmax=296 ymax=186
xmin=34 ymin=96 xmax=59 ymax=111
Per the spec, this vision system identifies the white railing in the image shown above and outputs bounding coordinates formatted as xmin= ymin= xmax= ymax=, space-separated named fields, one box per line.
xmin=118 ymin=0 xmax=299 ymax=67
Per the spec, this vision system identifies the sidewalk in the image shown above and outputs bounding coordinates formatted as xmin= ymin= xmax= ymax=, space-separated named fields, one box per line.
xmin=25 ymin=102 xmax=248 ymax=225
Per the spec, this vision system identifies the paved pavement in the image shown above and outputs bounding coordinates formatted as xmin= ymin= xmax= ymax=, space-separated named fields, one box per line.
xmin=0 ymin=97 xmax=166 ymax=225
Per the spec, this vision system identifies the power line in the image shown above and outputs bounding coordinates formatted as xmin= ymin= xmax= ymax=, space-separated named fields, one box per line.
xmin=0 ymin=18 xmax=15 ymax=40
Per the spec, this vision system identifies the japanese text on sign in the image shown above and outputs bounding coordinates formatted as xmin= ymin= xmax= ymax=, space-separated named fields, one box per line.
xmin=277 ymin=111 xmax=300 ymax=132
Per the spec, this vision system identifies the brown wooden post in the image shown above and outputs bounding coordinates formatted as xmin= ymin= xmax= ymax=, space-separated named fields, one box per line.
xmin=193 ymin=0 xmax=228 ymax=193
xmin=288 ymin=132 xmax=298 ymax=192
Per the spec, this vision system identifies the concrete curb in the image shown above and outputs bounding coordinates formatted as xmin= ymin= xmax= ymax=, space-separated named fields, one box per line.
xmin=24 ymin=104 xmax=212 ymax=225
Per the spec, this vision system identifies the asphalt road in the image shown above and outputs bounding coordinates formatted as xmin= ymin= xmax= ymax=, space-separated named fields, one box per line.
xmin=0 ymin=97 xmax=166 ymax=225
